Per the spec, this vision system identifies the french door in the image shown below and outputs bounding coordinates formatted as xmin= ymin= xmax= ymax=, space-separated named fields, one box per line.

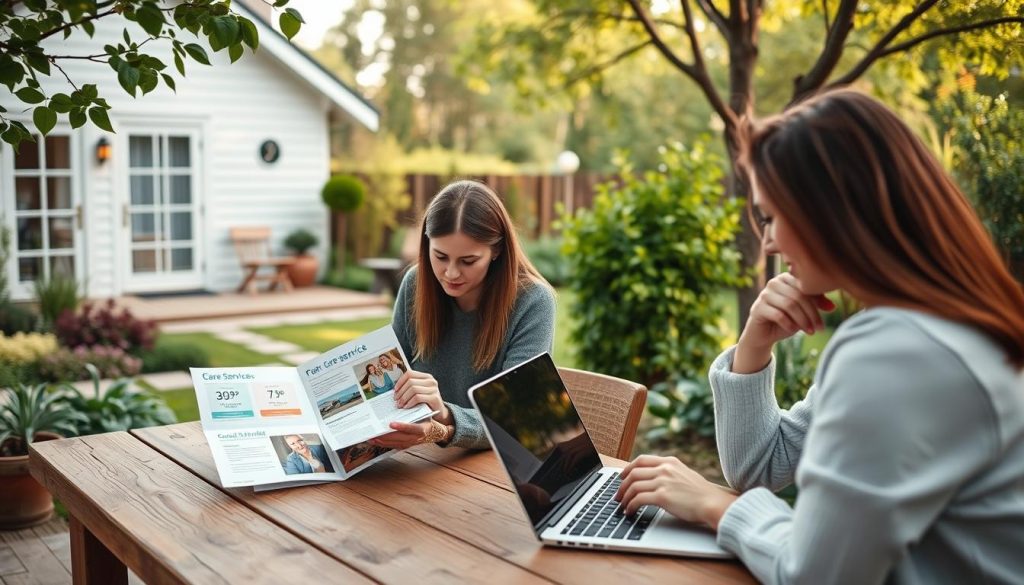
xmin=121 ymin=129 xmax=203 ymax=292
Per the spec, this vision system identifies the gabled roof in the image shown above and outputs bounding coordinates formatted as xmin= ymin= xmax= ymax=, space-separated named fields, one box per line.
xmin=235 ymin=3 xmax=379 ymax=132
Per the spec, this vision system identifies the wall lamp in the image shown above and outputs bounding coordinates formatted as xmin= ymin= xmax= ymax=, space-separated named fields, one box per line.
xmin=95 ymin=137 xmax=111 ymax=165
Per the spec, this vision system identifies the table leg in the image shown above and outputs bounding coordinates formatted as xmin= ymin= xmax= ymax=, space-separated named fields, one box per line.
xmin=238 ymin=267 xmax=258 ymax=293
xmin=69 ymin=514 xmax=128 ymax=585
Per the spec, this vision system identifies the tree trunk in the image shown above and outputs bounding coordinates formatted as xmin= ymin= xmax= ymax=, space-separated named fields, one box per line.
xmin=335 ymin=213 xmax=348 ymax=274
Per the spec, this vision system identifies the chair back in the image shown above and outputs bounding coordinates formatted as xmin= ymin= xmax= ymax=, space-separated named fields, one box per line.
xmin=557 ymin=367 xmax=647 ymax=460
xmin=230 ymin=226 xmax=273 ymax=263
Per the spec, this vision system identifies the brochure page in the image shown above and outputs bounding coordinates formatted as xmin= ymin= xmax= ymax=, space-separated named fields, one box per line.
xmin=299 ymin=326 xmax=434 ymax=450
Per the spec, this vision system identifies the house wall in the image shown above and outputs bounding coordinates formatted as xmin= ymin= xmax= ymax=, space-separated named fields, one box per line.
xmin=0 ymin=16 xmax=332 ymax=299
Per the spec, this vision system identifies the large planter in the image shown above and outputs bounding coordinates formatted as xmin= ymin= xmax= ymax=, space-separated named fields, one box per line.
xmin=0 ymin=432 xmax=61 ymax=530
xmin=288 ymin=254 xmax=319 ymax=288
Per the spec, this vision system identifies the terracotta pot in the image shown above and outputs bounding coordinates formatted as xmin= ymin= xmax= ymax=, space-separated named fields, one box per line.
xmin=0 ymin=432 xmax=62 ymax=530
xmin=288 ymin=254 xmax=319 ymax=288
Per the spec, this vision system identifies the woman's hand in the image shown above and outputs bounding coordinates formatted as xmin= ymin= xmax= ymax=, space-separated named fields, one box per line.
xmin=614 ymin=455 xmax=737 ymax=530
xmin=393 ymin=370 xmax=452 ymax=424
xmin=368 ymin=421 xmax=431 ymax=450
xmin=734 ymin=272 xmax=835 ymax=373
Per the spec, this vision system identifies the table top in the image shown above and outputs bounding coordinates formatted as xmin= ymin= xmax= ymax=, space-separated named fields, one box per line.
xmin=30 ymin=421 xmax=754 ymax=584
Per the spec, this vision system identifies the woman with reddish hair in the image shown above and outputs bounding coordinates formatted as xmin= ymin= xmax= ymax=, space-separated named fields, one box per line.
xmin=616 ymin=89 xmax=1024 ymax=584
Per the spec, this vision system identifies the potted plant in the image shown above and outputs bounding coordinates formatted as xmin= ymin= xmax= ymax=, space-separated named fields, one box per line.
xmin=0 ymin=382 xmax=86 ymax=529
xmin=283 ymin=228 xmax=320 ymax=288
xmin=321 ymin=174 xmax=366 ymax=274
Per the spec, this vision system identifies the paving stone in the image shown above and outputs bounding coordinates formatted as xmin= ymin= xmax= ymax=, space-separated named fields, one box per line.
xmin=281 ymin=352 xmax=321 ymax=365
xmin=142 ymin=370 xmax=195 ymax=391
xmin=216 ymin=330 xmax=271 ymax=343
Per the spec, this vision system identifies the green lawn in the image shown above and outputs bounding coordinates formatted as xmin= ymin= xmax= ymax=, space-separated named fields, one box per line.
xmin=249 ymin=317 xmax=392 ymax=353
xmin=157 ymin=332 xmax=277 ymax=367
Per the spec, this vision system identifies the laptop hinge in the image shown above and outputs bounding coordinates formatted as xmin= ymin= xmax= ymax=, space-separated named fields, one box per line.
xmin=534 ymin=470 xmax=602 ymax=534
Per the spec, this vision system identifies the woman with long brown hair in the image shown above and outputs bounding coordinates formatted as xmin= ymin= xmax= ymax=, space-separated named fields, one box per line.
xmin=615 ymin=89 xmax=1024 ymax=583
xmin=370 ymin=179 xmax=555 ymax=450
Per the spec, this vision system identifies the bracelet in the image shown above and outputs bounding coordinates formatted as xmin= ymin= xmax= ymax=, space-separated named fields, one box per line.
xmin=421 ymin=420 xmax=453 ymax=444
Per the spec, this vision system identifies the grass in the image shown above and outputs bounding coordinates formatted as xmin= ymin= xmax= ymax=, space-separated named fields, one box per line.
xmin=249 ymin=317 xmax=392 ymax=353
xmin=157 ymin=332 xmax=277 ymax=367
xmin=161 ymin=387 xmax=201 ymax=422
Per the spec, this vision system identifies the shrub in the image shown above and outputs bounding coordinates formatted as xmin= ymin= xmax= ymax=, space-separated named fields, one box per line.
xmin=54 ymin=299 xmax=158 ymax=355
xmin=37 ymin=345 xmax=142 ymax=383
xmin=321 ymin=174 xmax=366 ymax=213
xmin=523 ymin=237 xmax=570 ymax=287
xmin=646 ymin=378 xmax=716 ymax=442
xmin=0 ymin=332 xmax=57 ymax=365
xmin=321 ymin=265 xmax=374 ymax=292
xmin=63 ymin=364 xmax=177 ymax=436
xmin=140 ymin=340 xmax=210 ymax=373
xmin=0 ymin=300 xmax=38 ymax=334
xmin=33 ymin=273 xmax=82 ymax=330
xmin=283 ymin=228 xmax=318 ymax=255
xmin=773 ymin=333 xmax=820 ymax=410
xmin=561 ymin=141 xmax=749 ymax=388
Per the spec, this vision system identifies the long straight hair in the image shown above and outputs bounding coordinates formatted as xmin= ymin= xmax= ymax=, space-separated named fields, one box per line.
xmin=413 ymin=180 xmax=549 ymax=371
xmin=738 ymin=88 xmax=1024 ymax=368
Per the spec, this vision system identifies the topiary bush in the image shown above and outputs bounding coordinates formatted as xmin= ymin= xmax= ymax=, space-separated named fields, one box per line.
xmin=561 ymin=141 xmax=749 ymax=389
xmin=283 ymin=228 xmax=318 ymax=255
xmin=322 ymin=174 xmax=367 ymax=274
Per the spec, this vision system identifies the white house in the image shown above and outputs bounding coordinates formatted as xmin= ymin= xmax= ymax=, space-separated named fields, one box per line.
xmin=0 ymin=3 xmax=377 ymax=301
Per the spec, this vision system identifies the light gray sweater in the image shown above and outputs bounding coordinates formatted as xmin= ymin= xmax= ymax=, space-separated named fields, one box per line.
xmin=709 ymin=307 xmax=1024 ymax=585
xmin=391 ymin=267 xmax=556 ymax=449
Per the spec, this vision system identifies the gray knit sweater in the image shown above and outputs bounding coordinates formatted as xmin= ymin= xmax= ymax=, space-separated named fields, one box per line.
xmin=708 ymin=307 xmax=1024 ymax=585
xmin=391 ymin=267 xmax=556 ymax=449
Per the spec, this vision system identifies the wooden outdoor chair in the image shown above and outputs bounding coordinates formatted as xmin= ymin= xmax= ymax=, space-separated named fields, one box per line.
xmin=558 ymin=367 xmax=647 ymax=460
xmin=229 ymin=227 xmax=295 ymax=294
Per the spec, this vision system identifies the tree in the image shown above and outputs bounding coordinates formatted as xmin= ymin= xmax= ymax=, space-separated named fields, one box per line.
xmin=464 ymin=0 xmax=1024 ymax=326
xmin=0 ymin=0 xmax=304 ymax=150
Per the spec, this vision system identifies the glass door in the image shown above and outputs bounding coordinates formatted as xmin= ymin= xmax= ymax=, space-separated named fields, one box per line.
xmin=123 ymin=130 xmax=202 ymax=292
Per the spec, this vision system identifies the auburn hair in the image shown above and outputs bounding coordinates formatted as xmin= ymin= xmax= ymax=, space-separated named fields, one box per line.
xmin=413 ymin=180 xmax=550 ymax=371
xmin=737 ymin=88 xmax=1024 ymax=368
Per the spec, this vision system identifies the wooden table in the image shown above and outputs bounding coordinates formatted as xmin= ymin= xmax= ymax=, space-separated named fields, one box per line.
xmin=29 ymin=422 xmax=754 ymax=584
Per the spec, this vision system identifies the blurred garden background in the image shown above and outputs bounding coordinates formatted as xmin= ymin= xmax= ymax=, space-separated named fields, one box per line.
xmin=3 ymin=0 xmax=1022 ymax=482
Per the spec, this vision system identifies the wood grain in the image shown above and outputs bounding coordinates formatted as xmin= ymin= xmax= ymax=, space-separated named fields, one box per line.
xmin=29 ymin=432 xmax=371 ymax=585
xmin=139 ymin=422 xmax=753 ymax=584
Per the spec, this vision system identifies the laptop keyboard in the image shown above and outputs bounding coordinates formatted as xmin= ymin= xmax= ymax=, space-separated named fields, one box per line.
xmin=560 ymin=473 xmax=659 ymax=541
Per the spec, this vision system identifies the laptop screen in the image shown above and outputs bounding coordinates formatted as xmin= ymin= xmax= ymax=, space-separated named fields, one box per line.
xmin=470 ymin=353 xmax=603 ymax=531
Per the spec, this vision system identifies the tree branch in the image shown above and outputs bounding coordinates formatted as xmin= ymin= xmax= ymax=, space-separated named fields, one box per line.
xmin=555 ymin=9 xmax=686 ymax=31
xmin=681 ymin=0 xmax=737 ymax=128
xmin=821 ymin=0 xmax=831 ymax=35
xmin=38 ymin=9 xmax=117 ymax=41
xmin=695 ymin=0 xmax=729 ymax=38
xmin=564 ymin=40 xmax=653 ymax=87
xmin=827 ymin=0 xmax=940 ymax=88
xmin=875 ymin=16 xmax=1024 ymax=58
xmin=791 ymin=0 xmax=857 ymax=101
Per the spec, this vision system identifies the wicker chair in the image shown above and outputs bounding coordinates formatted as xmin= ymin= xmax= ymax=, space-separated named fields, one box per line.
xmin=557 ymin=367 xmax=647 ymax=460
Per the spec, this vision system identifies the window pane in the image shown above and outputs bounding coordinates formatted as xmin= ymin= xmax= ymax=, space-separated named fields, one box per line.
xmin=169 ymin=175 xmax=191 ymax=204
xmin=48 ymin=217 xmax=74 ymax=249
xmin=129 ymin=136 xmax=154 ymax=168
xmin=168 ymin=136 xmax=190 ymax=167
xmin=131 ymin=213 xmax=157 ymax=242
xmin=15 ymin=177 xmax=41 ymax=210
xmin=47 ymin=177 xmax=73 ymax=209
xmin=169 ymin=212 xmax=192 ymax=241
xmin=132 ymin=250 xmax=157 ymax=273
xmin=170 ymin=248 xmax=193 ymax=271
xmin=14 ymin=138 xmax=41 ymax=169
xmin=17 ymin=218 xmax=43 ymax=250
xmin=50 ymin=255 xmax=75 ymax=278
xmin=130 ymin=175 xmax=155 ymax=205
xmin=45 ymin=136 xmax=71 ymax=169
xmin=18 ymin=257 xmax=43 ymax=282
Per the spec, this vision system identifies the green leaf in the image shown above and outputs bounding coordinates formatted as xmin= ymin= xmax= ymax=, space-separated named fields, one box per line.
xmin=33 ymin=106 xmax=57 ymax=136
xmin=15 ymin=87 xmax=46 ymax=104
xmin=88 ymin=107 xmax=114 ymax=133
xmin=174 ymin=52 xmax=185 ymax=76
xmin=136 ymin=4 xmax=165 ymax=37
xmin=160 ymin=73 xmax=176 ymax=92
xmin=25 ymin=52 xmax=50 ymax=75
xmin=273 ymin=0 xmax=289 ymax=6
xmin=117 ymin=62 xmax=141 ymax=97
xmin=0 ymin=58 xmax=25 ymax=88
xmin=49 ymin=93 xmax=74 ymax=113
xmin=211 ymin=15 xmax=240 ymax=47
xmin=228 ymin=42 xmax=243 ymax=63
xmin=239 ymin=18 xmax=259 ymax=50
xmin=82 ymin=20 xmax=95 ymax=37
xmin=69 ymin=109 xmax=87 ymax=129
xmin=184 ymin=43 xmax=210 ymax=65
xmin=279 ymin=12 xmax=300 ymax=40
xmin=283 ymin=8 xmax=305 ymax=24
xmin=82 ymin=84 xmax=98 ymax=100
xmin=138 ymin=68 xmax=158 ymax=95
xmin=123 ymin=28 xmax=131 ymax=45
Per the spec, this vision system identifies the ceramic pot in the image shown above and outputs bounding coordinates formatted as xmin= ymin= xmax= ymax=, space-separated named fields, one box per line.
xmin=0 ymin=432 xmax=62 ymax=530
xmin=288 ymin=254 xmax=319 ymax=288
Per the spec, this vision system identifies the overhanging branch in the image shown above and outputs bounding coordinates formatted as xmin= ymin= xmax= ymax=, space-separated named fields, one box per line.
xmin=876 ymin=16 xmax=1024 ymax=58
xmin=695 ymin=0 xmax=729 ymax=38
xmin=564 ymin=41 xmax=653 ymax=87
xmin=828 ymin=0 xmax=939 ymax=87
xmin=792 ymin=0 xmax=857 ymax=101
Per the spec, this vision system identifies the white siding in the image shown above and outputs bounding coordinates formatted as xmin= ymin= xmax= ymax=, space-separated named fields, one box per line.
xmin=0 ymin=16 xmax=334 ymax=298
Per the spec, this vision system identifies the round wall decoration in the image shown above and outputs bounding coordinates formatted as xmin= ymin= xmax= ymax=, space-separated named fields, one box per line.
xmin=259 ymin=140 xmax=281 ymax=164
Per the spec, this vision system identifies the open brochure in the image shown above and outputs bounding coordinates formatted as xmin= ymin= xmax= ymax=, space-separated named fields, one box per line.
xmin=191 ymin=326 xmax=433 ymax=490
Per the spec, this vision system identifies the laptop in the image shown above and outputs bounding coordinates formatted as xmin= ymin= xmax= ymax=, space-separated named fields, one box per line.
xmin=467 ymin=353 xmax=732 ymax=558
